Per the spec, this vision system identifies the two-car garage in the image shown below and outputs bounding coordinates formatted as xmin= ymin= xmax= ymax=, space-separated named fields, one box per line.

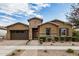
xmin=6 ymin=22 xmax=29 ymax=40
xmin=10 ymin=30 xmax=28 ymax=40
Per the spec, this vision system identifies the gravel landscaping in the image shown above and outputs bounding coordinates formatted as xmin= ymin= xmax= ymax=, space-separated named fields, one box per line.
xmin=38 ymin=49 xmax=79 ymax=56
xmin=42 ymin=42 xmax=79 ymax=46
xmin=0 ymin=40 xmax=79 ymax=46
xmin=7 ymin=49 xmax=25 ymax=56
xmin=19 ymin=49 xmax=79 ymax=56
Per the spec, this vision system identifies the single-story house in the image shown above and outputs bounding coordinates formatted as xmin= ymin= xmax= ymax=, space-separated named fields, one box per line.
xmin=6 ymin=17 xmax=72 ymax=40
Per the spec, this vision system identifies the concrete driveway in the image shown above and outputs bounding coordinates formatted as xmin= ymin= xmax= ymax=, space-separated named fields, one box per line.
xmin=0 ymin=40 xmax=28 ymax=46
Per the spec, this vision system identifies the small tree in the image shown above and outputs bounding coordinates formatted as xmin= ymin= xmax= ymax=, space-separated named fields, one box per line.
xmin=66 ymin=3 xmax=79 ymax=27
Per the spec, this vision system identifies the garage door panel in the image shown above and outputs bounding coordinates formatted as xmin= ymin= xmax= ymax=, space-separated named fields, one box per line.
xmin=11 ymin=30 xmax=28 ymax=40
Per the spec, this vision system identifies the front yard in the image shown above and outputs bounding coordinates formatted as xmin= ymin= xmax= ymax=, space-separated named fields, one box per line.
xmin=42 ymin=42 xmax=79 ymax=46
xmin=6 ymin=49 xmax=79 ymax=56
xmin=0 ymin=40 xmax=79 ymax=46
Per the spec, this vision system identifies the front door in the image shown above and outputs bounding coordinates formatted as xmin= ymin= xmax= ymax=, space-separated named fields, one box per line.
xmin=32 ymin=28 xmax=38 ymax=40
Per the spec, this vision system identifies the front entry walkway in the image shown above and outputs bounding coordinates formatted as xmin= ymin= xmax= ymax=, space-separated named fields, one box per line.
xmin=27 ymin=40 xmax=40 ymax=46
xmin=20 ymin=49 xmax=38 ymax=56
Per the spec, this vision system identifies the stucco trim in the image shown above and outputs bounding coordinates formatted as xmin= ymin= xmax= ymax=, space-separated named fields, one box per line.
xmin=28 ymin=17 xmax=43 ymax=22
xmin=50 ymin=19 xmax=72 ymax=26
xmin=38 ymin=22 xmax=59 ymax=27
xmin=6 ymin=22 xmax=29 ymax=28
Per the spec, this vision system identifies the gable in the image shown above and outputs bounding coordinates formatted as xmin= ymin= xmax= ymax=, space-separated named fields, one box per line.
xmin=51 ymin=20 xmax=72 ymax=28
xmin=38 ymin=22 xmax=58 ymax=27
xmin=6 ymin=22 xmax=29 ymax=30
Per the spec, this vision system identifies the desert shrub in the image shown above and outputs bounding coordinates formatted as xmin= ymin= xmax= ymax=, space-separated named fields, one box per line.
xmin=72 ymin=43 xmax=75 ymax=46
xmin=44 ymin=50 xmax=47 ymax=53
xmin=47 ymin=38 xmax=52 ymax=42
xmin=72 ymin=36 xmax=79 ymax=42
xmin=72 ymin=37 xmax=76 ymax=42
xmin=60 ymin=37 xmax=65 ymax=41
xmin=52 ymin=41 xmax=55 ymax=43
xmin=65 ymin=37 xmax=72 ymax=41
xmin=50 ymin=44 xmax=53 ymax=45
xmin=40 ymin=37 xmax=46 ymax=42
xmin=72 ymin=31 xmax=79 ymax=42
xmin=11 ymin=53 xmax=16 ymax=56
xmin=77 ymin=37 xmax=79 ymax=42
xmin=54 ymin=37 xmax=59 ymax=41
xmin=73 ymin=31 xmax=79 ymax=36
xmin=66 ymin=49 xmax=74 ymax=53
xmin=77 ymin=53 xmax=79 ymax=56
xmin=39 ymin=39 xmax=43 ymax=44
xmin=16 ymin=49 xmax=21 ymax=52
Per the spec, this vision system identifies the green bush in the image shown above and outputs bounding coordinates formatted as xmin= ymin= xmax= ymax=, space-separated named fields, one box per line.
xmin=47 ymin=38 xmax=52 ymax=42
xmin=60 ymin=37 xmax=65 ymax=41
xmin=72 ymin=36 xmax=79 ymax=42
xmin=72 ymin=37 xmax=76 ymax=42
xmin=54 ymin=37 xmax=59 ymax=41
xmin=11 ymin=53 xmax=16 ymax=56
xmin=72 ymin=31 xmax=79 ymax=42
xmin=77 ymin=53 xmax=79 ymax=56
xmin=65 ymin=37 xmax=72 ymax=41
xmin=39 ymin=39 xmax=43 ymax=44
xmin=73 ymin=31 xmax=79 ymax=36
xmin=44 ymin=50 xmax=47 ymax=53
xmin=40 ymin=37 xmax=46 ymax=42
xmin=66 ymin=49 xmax=74 ymax=53
xmin=16 ymin=49 xmax=21 ymax=52
xmin=72 ymin=43 xmax=75 ymax=46
xmin=77 ymin=37 xmax=79 ymax=41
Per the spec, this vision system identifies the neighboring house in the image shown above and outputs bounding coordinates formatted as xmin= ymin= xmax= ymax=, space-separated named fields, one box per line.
xmin=6 ymin=17 xmax=72 ymax=40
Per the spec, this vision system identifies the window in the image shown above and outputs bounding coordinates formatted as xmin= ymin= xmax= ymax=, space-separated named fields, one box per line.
xmin=46 ymin=28 xmax=51 ymax=35
xmin=59 ymin=28 xmax=69 ymax=36
xmin=61 ymin=28 xmax=66 ymax=35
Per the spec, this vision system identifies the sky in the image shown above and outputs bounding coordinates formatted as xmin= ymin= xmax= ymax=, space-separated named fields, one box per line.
xmin=0 ymin=3 xmax=72 ymax=26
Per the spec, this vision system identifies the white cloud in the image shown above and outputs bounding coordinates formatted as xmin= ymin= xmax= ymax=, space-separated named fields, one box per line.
xmin=30 ymin=3 xmax=50 ymax=12
xmin=28 ymin=3 xmax=51 ymax=18
xmin=36 ymin=3 xmax=50 ymax=8
xmin=0 ymin=3 xmax=51 ymax=26
xmin=0 ymin=3 xmax=51 ymax=16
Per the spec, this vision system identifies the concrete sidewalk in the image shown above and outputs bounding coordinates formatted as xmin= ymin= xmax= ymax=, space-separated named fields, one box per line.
xmin=0 ymin=46 xmax=79 ymax=56
xmin=0 ymin=46 xmax=16 ymax=56
xmin=15 ymin=46 xmax=79 ymax=50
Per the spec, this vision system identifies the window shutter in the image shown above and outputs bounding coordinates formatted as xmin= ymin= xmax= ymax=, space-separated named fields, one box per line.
xmin=66 ymin=28 xmax=69 ymax=36
xmin=59 ymin=28 xmax=61 ymax=36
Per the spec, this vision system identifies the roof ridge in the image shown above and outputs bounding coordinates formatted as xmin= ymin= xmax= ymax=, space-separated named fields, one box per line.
xmin=6 ymin=22 xmax=28 ymax=28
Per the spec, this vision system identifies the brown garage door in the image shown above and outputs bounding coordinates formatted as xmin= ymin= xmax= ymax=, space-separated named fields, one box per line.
xmin=11 ymin=30 xmax=28 ymax=40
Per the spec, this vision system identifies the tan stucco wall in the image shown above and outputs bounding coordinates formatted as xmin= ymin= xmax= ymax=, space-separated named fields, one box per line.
xmin=29 ymin=19 xmax=42 ymax=40
xmin=39 ymin=23 xmax=59 ymax=38
xmin=7 ymin=24 xmax=28 ymax=30
xmin=6 ymin=20 xmax=73 ymax=40
xmin=6 ymin=24 xmax=28 ymax=40
xmin=53 ymin=22 xmax=72 ymax=36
